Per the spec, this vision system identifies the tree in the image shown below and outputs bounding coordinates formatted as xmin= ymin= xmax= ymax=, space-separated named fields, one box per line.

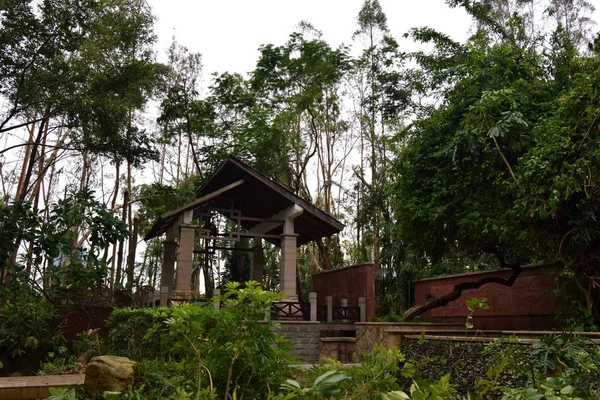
xmin=157 ymin=38 xmax=203 ymax=179
xmin=0 ymin=0 xmax=163 ymax=292
xmin=251 ymin=26 xmax=350 ymax=270
xmin=395 ymin=0 xmax=600 ymax=325
xmin=350 ymin=0 xmax=410 ymax=271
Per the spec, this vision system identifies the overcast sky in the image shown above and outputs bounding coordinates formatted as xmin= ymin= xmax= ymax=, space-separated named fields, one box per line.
xmin=146 ymin=0 xmax=474 ymax=84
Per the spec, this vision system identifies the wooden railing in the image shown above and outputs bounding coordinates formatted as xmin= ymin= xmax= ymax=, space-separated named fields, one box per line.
xmin=317 ymin=305 xmax=327 ymax=321
xmin=270 ymin=303 xmax=360 ymax=322
xmin=271 ymin=302 xmax=309 ymax=320
xmin=332 ymin=306 xmax=360 ymax=322
xmin=157 ymin=290 xmax=365 ymax=323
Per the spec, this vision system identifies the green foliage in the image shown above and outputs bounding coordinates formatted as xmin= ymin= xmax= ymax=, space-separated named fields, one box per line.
xmin=0 ymin=0 xmax=162 ymax=163
xmin=293 ymin=345 xmax=414 ymax=400
xmin=341 ymin=344 xmax=414 ymax=397
xmin=383 ymin=374 xmax=457 ymax=400
xmin=110 ymin=281 xmax=294 ymax=399
xmin=129 ymin=360 xmax=197 ymax=399
xmin=45 ymin=387 xmax=76 ymax=400
xmin=280 ymin=369 xmax=351 ymax=398
xmin=528 ymin=333 xmax=600 ymax=395
xmin=0 ymin=281 xmax=58 ymax=374
xmin=479 ymin=333 xmax=600 ymax=399
xmin=107 ymin=306 xmax=171 ymax=360
xmin=1 ymin=189 xmax=129 ymax=299
xmin=393 ymin=0 xmax=600 ymax=323
xmin=465 ymin=297 xmax=489 ymax=329
xmin=0 ymin=190 xmax=127 ymax=374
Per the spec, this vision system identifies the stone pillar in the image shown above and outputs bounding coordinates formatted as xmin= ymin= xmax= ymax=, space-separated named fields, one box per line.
xmin=309 ymin=292 xmax=317 ymax=322
xmin=326 ymin=296 xmax=333 ymax=323
xmin=250 ymin=238 xmax=264 ymax=284
xmin=358 ymin=297 xmax=366 ymax=322
xmin=174 ymin=224 xmax=195 ymax=299
xmin=159 ymin=240 xmax=176 ymax=306
xmin=279 ymin=233 xmax=299 ymax=301
xmin=340 ymin=298 xmax=348 ymax=322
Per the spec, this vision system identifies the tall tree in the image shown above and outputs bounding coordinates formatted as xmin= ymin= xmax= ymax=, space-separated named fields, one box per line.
xmin=351 ymin=0 xmax=409 ymax=271
xmin=0 ymin=0 xmax=162 ymax=286
xmin=158 ymin=38 xmax=203 ymax=179
xmin=396 ymin=0 xmax=600 ymax=325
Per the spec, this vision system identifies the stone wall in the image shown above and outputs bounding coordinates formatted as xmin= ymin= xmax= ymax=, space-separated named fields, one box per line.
xmin=402 ymin=338 xmax=525 ymax=397
xmin=272 ymin=321 xmax=320 ymax=364
xmin=355 ymin=322 xmax=464 ymax=359
xmin=320 ymin=338 xmax=358 ymax=363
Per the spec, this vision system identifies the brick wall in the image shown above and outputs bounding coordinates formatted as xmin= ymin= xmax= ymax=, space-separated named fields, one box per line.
xmin=414 ymin=265 xmax=559 ymax=330
xmin=272 ymin=321 xmax=320 ymax=364
xmin=312 ymin=263 xmax=376 ymax=321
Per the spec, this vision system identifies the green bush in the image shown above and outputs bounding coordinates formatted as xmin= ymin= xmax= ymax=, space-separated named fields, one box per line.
xmin=107 ymin=281 xmax=295 ymax=399
xmin=130 ymin=360 xmax=196 ymax=399
xmin=0 ymin=278 xmax=60 ymax=375
xmin=108 ymin=306 xmax=178 ymax=360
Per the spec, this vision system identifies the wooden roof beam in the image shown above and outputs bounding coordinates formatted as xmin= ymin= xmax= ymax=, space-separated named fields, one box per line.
xmin=161 ymin=179 xmax=244 ymax=220
xmin=249 ymin=204 xmax=303 ymax=235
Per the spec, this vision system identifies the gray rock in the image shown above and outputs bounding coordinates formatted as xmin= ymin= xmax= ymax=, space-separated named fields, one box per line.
xmin=84 ymin=355 xmax=137 ymax=395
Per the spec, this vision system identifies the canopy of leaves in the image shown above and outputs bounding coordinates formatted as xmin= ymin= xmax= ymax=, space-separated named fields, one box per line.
xmin=393 ymin=3 xmax=600 ymax=323
xmin=0 ymin=0 xmax=164 ymax=165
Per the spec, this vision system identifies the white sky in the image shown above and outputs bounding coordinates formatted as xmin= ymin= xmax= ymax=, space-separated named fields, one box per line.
xmin=147 ymin=0 xmax=474 ymax=82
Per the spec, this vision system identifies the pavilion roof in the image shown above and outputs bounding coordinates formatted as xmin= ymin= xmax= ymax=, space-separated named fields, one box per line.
xmin=144 ymin=155 xmax=344 ymax=246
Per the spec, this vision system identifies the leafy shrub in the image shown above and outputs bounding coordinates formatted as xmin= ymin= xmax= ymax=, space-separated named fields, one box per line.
xmin=108 ymin=306 xmax=177 ymax=360
xmin=340 ymin=344 xmax=414 ymax=398
xmin=287 ymin=345 xmax=414 ymax=400
xmin=0 ymin=278 xmax=60 ymax=375
xmin=108 ymin=281 xmax=295 ymax=399
xmin=130 ymin=360 xmax=197 ymax=399
xmin=479 ymin=333 xmax=600 ymax=399
xmin=279 ymin=369 xmax=352 ymax=399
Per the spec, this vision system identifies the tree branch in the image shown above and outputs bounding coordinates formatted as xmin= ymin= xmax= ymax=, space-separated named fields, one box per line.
xmin=402 ymin=263 xmax=550 ymax=321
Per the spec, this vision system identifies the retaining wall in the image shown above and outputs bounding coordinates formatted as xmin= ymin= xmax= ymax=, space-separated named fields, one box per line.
xmin=272 ymin=321 xmax=320 ymax=364
xmin=355 ymin=322 xmax=464 ymax=357
xmin=320 ymin=337 xmax=358 ymax=363
xmin=402 ymin=338 xmax=525 ymax=398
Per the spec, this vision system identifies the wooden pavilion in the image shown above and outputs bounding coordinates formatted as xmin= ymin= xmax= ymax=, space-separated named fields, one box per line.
xmin=144 ymin=155 xmax=344 ymax=305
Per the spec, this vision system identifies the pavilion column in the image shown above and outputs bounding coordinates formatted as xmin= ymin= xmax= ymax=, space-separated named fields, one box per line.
xmin=279 ymin=232 xmax=299 ymax=301
xmin=159 ymin=240 xmax=176 ymax=306
xmin=251 ymin=238 xmax=264 ymax=285
xmin=174 ymin=211 xmax=195 ymax=299
xmin=277 ymin=205 xmax=302 ymax=302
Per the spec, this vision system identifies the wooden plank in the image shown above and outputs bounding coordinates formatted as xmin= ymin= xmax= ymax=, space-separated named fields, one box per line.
xmin=161 ymin=179 xmax=244 ymax=220
xmin=227 ymin=157 xmax=344 ymax=231
xmin=0 ymin=374 xmax=84 ymax=400
xmin=196 ymin=156 xmax=344 ymax=232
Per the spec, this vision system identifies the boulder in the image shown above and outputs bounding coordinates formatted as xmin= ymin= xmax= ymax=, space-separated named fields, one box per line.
xmin=84 ymin=355 xmax=136 ymax=395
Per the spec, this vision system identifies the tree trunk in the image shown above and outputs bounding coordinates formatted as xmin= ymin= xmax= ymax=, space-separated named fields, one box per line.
xmin=18 ymin=111 xmax=49 ymax=202
xmin=108 ymin=160 xmax=120 ymax=287
xmin=125 ymin=213 xmax=140 ymax=291
xmin=15 ymin=118 xmax=37 ymax=201
xmin=316 ymin=238 xmax=331 ymax=270
xmin=115 ymin=188 xmax=129 ymax=287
